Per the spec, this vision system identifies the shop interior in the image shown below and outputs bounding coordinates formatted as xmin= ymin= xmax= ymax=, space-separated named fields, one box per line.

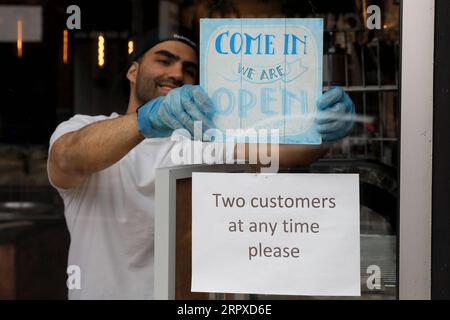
xmin=0 ymin=0 xmax=400 ymax=299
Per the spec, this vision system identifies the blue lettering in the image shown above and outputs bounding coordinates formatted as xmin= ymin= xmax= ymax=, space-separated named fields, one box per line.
xmin=214 ymin=32 xmax=309 ymax=55
xmin=230 ymin=33 xmax=243 ymax=54
xmin=265 ymin=34 xmax=275 ymax=55
xmin=282 ymin=89 xmax=307 ymax=115
xmin=214 ymin=32 xmax=280 ymax=55
xmin=238 ymin=89 xmax=256 ymax=117
xmin=212 ymin=87 xmax=234 ymax=115
xmin=244 ymin=33 xmax=262 ymax=55
xmin=215 ymin=31 xmax=229 ymax=54
xmin=261 ymin=88 xmax=277 ymax=115
xmin=260 ymin=70 xmax=269 ymax=81
xmin=290 ymin=34 xmax=307 ymax=55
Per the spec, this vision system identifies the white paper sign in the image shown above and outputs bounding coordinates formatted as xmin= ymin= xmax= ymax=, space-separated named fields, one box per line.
xmin=192 ymin=173 xmax=360 ymax=296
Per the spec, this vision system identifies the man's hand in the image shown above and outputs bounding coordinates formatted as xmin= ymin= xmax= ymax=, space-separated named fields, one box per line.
xmin=137 ymin=84 xmax=216 ymax=138
xmin=315 ymin=87 xmax=356 ymax=142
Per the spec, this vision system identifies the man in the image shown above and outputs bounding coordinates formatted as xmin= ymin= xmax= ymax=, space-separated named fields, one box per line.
xmin=47 ymin=31 xmax=354 ymax=299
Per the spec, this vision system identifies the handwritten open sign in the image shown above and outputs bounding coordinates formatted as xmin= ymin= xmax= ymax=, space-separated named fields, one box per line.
xmin=200 ymin=18 xmax=324 ymax=144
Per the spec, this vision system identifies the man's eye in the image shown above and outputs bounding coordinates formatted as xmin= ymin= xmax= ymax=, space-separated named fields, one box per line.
xmin=158 ymin=60 xmax=170 ymax=65
xmin=185 ymin=69 xmax=197 ymax=78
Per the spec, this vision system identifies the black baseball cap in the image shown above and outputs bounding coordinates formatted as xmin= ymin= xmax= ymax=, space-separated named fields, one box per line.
xmin=129 ymin=29 xmax=198 ymax=62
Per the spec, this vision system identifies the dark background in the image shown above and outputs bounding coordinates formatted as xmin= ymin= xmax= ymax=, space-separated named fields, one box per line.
xmin=0 ymin=0 xmax=384 ymax=146
xmin=432 ymin=0 xmax=450 ymax=300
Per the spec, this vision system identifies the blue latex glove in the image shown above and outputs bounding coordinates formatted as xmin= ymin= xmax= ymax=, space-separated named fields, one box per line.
xmin=137 ymin=85 xmax=216 ymax=138
xmin=315 ymin=87 xmax=356 ymax=142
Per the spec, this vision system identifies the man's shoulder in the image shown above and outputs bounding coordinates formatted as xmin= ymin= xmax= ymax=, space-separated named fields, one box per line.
xmin=49 ymin=113 xmax=120 ymax=147
xmin=53 ymin=112 xmax=120 ymax=134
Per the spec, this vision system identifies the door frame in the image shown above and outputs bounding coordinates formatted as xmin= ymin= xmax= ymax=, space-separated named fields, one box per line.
xmin=431 ymin=0 xmax=450 ymax=300
xmin=399 ymin=0 xmax=434 ymax=300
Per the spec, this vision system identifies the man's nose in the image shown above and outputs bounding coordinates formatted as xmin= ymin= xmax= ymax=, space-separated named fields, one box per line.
xmin=167 ymin=62 xmax=184 ymax=83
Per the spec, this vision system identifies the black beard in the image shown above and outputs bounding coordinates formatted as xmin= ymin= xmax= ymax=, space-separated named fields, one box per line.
xmin=135 ymin=74 xmax=183 ymax=105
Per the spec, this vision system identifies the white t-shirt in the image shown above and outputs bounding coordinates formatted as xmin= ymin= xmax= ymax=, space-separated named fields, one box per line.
xmin=48 ymin=113 xmax=232 ymax=300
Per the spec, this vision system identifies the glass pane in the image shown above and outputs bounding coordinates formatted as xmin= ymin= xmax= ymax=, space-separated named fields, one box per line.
xmin=178 ymin=0 xmax=400 ymax=300
xmin=0 ymin=0 xmax=400 ymax=300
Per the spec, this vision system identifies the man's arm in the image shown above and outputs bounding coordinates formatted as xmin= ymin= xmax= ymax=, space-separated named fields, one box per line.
xmin=277 ymin=144 xmax=329 ymax=168
xmin=235 ymin=86 xmax=356 ymax=170
xmin=48 ymin=113 xmax=144 ymax=189
xmin=49 ymin=85 xmax=352 ymax=189
xmin=48 ymin=85 xmax=215 ymax=190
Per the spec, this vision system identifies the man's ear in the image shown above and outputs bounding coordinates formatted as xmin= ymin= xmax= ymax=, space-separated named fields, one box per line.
xmin=126 ymin=62 xmax=139 ymax=84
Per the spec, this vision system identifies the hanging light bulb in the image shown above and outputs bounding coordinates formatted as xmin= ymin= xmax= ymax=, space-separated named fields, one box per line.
xmin=128 ymin=40 xmax=134 ymax=55
xmin=98 ymin=34 xmax=105 ymax=68
xmin=63 ymin=29 xmax=69 ymax=64
xmin=17 ymin=19 xmax=23 ymax=58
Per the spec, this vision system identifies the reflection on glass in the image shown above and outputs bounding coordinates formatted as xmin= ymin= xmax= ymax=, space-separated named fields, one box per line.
xmin=181 ymin=0 xmax=400 ymax=300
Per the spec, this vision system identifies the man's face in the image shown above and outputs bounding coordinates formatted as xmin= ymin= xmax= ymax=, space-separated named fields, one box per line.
xmin=133 ymin=40 xmax=198 ymax=105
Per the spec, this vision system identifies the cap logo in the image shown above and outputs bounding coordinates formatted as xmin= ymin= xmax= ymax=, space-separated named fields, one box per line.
xmin=173 ymin=34 xmax=197 ymax=49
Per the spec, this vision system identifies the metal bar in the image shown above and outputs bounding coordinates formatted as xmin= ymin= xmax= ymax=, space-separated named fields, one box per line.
xmin=379 ymin=91 xmax=385 ymax=160
xmin=324 ymin=85 xmax=398 ymax=92
xmin=395 ymin=39 xmax=399 ymax=86
xmin=324 ymin=28 xmax=400 ymax=33
xmin=361 ymin=37 xmax=366 ymax=87
xmin=361 ymin=31 xmax=368 ymax=158
xmin=363 ymin=92 xmax=368 ymax=158
xmin=377 ymin=38 xmax=382 ymax=87
xmin=329 ymin=31 xmax=334 ymax=86
xmin=344 ymin=31 xmax=349 ymax=87
xmin=362 ymin=0 xmax=368 ymax=28
xmin=376 ymin=38 xmax=384 ymax=160
xmin=348 ymin=137 xmax=399 ymax=142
